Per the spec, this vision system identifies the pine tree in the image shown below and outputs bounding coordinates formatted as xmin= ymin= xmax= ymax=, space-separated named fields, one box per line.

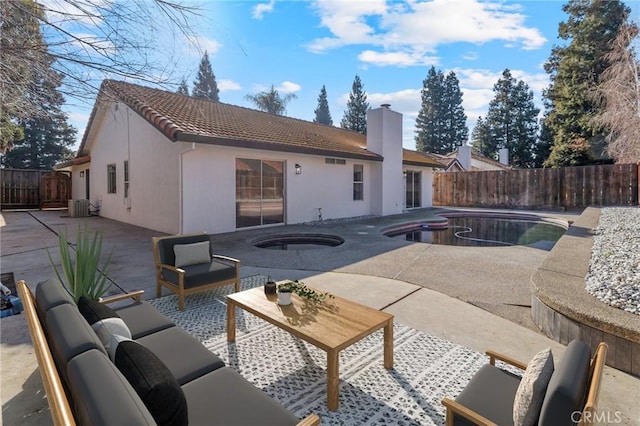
xmin=340 ymin=75 xmax=369 ymax=135
xmin=313 ymin=85 xmax=333 ymax=125
xmin=534 ymin=114 xmax=555 ymax=167
xmin=415 ymin=68 xmax=468 ymax=154
xmin=192 ymin=51 xmax=220 ymax=101
xmin=244 ymin=85 xmax=297 ymax=115
xmin=177 ymin=78 xmax=189 ymax=96
xmin=471 ymin=117 xmax=492 ymax=157
xmin=543 ymin=0 xmax=630 ymax=167
xmin=2 ymin=51 xmax=76 ymax=169
xmin=415 ymin=67 xmax=444 ymax=153
xmin=473 ymin=69 xmax=539 ymax=167
xmin=442 ymin=71 xmax=468 ymax=152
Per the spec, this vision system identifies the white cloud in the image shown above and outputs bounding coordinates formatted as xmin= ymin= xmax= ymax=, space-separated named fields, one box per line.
xmin=358 ymin=50 xmax=439 ymax=67
xmin=462 ymin=51 xmax=479 ymax=61
xmin=186 ymin=36 xmax=223 ymax=57
xmin=69 ymin=33 xmax=116 ymax=54
xmin=40 ymin=0 xmax=106 ymax=27
xmin=218 ymin=79 xmax=242 ymax=91
xmin=367 ymin=89 xmax=422 ymax=116
xmin=308 ymin=0 xmax=546 ymax=66
xmin=277 ymin=81 xmax=302 ymax=93
xmin=253 ymin=0 xmax=276 ymax=20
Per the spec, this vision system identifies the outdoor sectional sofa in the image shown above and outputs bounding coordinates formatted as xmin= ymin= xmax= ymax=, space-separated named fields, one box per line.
xmin=18 ymin=278 xmax=320 ymax=426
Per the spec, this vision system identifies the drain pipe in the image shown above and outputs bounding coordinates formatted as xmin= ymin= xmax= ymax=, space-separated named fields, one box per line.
xmin=178 ymin=143 xmax=196 ymax=234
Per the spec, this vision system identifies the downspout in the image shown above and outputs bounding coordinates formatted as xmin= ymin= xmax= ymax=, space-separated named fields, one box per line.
xmin=178 ymin=143 xmax=196 ymax=234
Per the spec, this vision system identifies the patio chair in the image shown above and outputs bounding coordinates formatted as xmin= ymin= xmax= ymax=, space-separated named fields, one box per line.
xmin=152 ymin=232 xmax=240 ymax=310
xmin=442 ymin=339 xmax=607 ymax=426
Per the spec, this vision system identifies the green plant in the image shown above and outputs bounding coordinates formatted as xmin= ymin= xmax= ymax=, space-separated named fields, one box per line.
xmin=277 ymin=280 xmax=333 ymax=302
xmin=47 ymin=223 xmax=114 ymax=302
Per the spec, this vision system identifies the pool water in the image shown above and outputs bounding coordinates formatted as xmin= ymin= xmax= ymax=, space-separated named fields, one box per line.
xmin=254 ymin=234 xmax=344 ymax=250
xmin=389 ymin=216 xmax=567 ymax=250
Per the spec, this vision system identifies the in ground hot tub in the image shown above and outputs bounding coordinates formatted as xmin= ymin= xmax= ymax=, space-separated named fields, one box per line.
xmin=253 ymin=234 xmax=344 ymax=250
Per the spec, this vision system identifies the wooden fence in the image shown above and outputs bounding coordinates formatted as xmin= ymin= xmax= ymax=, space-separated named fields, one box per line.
xmin=1 ymin=169 xmax=71 ymax=210
xmin=432 ymin=163 xmax=639 ymax=209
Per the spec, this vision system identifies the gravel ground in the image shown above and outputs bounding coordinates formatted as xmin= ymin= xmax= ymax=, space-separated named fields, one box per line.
xmin=586 ymin=207 xmax=640 ymax=315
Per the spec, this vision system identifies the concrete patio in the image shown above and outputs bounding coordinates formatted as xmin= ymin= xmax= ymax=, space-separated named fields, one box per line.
xmin=1 ymin=208 xmax=638 ymax=425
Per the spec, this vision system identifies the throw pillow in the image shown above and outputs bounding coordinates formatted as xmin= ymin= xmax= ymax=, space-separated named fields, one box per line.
xmin=78 ymin=297 xmax=132 ymax=350
xmin=173 ymin=241 xmax=210 ymax=267
xmin=109 ymin=333 xmax=133 ymax=362
xmin=113 ymin=339 xmax=188 ymax=426
xmin=513 ymin=347 xmax=555 ymax=426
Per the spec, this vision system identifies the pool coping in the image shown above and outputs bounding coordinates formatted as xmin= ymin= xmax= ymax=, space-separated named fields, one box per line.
xmin=530 ymin=206 xmax=640 ymax=377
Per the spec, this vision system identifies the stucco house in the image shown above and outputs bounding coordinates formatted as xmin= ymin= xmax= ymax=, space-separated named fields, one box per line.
xmin=67 ymin=80 xmax=442 ymax=235
xmin=430 ymin=146 xmax=512 ymax=172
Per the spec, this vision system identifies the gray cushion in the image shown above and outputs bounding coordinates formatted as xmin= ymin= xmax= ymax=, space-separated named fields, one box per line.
xmin=174 ymin=241 xmax=211 ymax=267
xmin=161 ymin=260 xmax=236 ymax=289
xmin=157 ymin=234 xmax=211 ymax=267
xmin=539 ymin=340 xmax=591 ymax=426
xmin=182 ymin=367 xmax=300 ymax=426
xmin=513 ymin=347 xmax=554 ymax=426
xmin=113 ymin=301 xmax=175 ymax=339
xmin=453 ymin=364 xmax=521 ymax=426
xmin=136 ymin=326 xmax=225 ymax=385
xmin=67 ymin=349 xmax=156 ymax=426
xmin=45 ymin=304 xmax=107 ymax=386
xmin=35 ymin=279 xmax=74 ymax=323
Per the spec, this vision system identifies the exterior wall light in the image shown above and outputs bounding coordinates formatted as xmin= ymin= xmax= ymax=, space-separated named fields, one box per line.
xmin=295 ymin=164 xmax=302 ymax=175
xmin=80 ymin=171 xmax=84 ymax=177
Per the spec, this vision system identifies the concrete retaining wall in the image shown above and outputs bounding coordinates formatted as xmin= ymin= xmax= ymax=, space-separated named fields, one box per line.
xmin=531 ymin=207 xmax=640 ymax=377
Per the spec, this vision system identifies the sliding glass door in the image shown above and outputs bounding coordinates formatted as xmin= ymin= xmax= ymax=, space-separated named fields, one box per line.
xmin=236 ymin=158 xmax=284 ymax=228
xmin=405 ymin=170 xmax=421 ymax=209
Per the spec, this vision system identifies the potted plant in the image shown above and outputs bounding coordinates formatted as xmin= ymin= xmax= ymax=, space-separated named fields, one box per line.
xmin=47 ymin=223 xmax=114 ymax=302
xmin=276 ymin=280 xmax=332 ymax=306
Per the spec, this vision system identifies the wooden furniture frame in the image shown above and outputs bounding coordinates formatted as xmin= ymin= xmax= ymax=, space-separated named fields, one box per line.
xmin=17 ymin=281 xmax=144 ymax=426
xmin=19 ymin=280 xmax=320 ymax=426
xmin=226 ymin=286 xmax=394 ymax=411
xmin=151 ymin=233 xmax=240 ymax=310
xmin=441 ymin=343 xmax=609 ymax=426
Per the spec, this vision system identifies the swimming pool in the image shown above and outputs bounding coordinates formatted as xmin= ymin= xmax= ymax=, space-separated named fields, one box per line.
xmin=385 ymin=213 xmax=568 ymax=250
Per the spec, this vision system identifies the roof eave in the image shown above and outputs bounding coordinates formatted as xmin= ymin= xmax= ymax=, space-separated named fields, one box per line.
xmin=403 ymin=160 xmax=444 ymax=168
xmin=175 ymin=132 xmax=383 ymax=162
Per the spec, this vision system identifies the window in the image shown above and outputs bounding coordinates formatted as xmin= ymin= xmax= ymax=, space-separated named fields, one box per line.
xmin=124 ymin=160 xmax=129 ymax=198
xmin=107 ymin=164 xmax=116 ymax=194
xmin=325 ymin=158 xmax=346 ymax=165
xmin=353 ymin=164 xmax=363 ymax=201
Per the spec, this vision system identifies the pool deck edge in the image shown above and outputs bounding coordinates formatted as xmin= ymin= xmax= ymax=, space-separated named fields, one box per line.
xmin=530 ymin=206 xmax=640 ymax=377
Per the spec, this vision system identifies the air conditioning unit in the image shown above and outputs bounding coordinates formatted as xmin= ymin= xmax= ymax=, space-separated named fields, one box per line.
xmin=68 ymin=199 xmax=90 ymax=217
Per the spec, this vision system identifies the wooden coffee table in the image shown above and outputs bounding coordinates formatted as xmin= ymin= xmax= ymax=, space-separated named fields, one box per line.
xmin=226 ymin=286 xmax=394 ymax=411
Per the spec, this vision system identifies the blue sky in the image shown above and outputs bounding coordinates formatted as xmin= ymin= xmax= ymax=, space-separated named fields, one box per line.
xmin=63 ymin=0 xmax=640 ymax=151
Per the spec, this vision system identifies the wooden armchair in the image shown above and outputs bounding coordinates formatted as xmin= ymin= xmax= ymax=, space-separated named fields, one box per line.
xmin=152 ymin=233 xmax=240 ymax=310
xmin=442 ymin=340 xmax=608 ymax=426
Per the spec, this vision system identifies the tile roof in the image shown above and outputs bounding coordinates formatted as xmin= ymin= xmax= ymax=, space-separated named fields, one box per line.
xmin=402 ymin=149 xmax=445 ymax=168
xmin=76 ymin=80 xmax=442 ymax=169
xmin=78 ymin=80 xmax=381 ymax=161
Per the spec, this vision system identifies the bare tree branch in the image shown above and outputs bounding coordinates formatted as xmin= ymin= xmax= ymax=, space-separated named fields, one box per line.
xmin=591 ymin=21 xmax=640 ymax=163
xmin=1 ymin=0 xmax=202 ymax=121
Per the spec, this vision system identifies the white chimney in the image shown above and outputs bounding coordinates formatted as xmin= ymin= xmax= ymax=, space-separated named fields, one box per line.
xmin=458 ymin=145 xmax=472 ymax=171
xmin=499 ymin=147 xmax=509 ymax=166
xmin=367 ymin=105 xmax=403 ymax=216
